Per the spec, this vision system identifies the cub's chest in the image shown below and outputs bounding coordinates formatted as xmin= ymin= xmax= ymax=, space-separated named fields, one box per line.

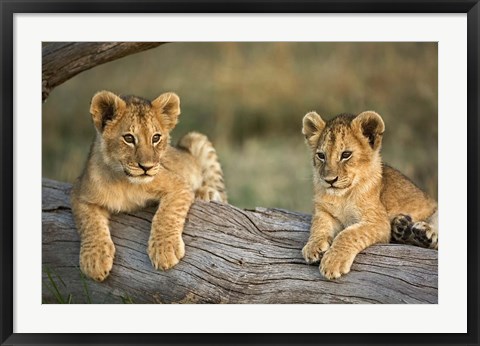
xmin=320 ymin=196 xmax=361 ymax=227
xmin=93 ymin=182 xmax=157 ymax=213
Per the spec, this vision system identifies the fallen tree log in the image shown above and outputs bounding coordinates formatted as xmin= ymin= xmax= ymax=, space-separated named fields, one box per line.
xmin=42 ymin=178 xmax=438 ymax=304
xmin=42 ymin=42 xmax=164 ymax=101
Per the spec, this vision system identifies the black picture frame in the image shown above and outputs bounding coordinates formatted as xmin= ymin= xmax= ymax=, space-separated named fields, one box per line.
xmin=1 ymin=1 xmax=479 ymax=345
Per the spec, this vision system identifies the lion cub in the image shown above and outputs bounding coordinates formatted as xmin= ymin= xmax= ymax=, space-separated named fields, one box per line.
xmin=71 ymin=91 xmax=227 ymax=281
xmin=301 ymin=111 xmax=437 ymax=280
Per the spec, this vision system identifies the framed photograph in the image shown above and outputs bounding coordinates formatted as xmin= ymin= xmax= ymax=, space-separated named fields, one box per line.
xmin=1 ymin=1 xmax=478 ymax=345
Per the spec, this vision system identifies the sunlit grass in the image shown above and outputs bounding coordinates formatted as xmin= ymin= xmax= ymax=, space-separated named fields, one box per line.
xmin=43 ymin=267 xmax=73 ymax=304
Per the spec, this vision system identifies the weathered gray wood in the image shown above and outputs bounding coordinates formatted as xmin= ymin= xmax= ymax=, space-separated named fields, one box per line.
xmin=42 ymin=178 xmax=438 ymax=304
xmin=42 ymin=42 xmax=164 ymax=101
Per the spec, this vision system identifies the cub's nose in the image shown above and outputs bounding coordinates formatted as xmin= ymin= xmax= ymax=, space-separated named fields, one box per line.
xmin=324 ymin=176 xmax=338 ymax=185
xmin=138 ymin=163 xmax=154 ymax=173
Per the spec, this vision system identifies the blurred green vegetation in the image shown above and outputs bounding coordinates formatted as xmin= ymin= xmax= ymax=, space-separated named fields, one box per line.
xmin=42 ymin=42 xmax=437 ymax=213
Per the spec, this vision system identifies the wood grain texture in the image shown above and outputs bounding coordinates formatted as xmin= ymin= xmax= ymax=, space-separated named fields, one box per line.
xmin=42 ymin=42 xmax=164 ymax=101
xmin=42 ymin=179 xmax=438 ymax=304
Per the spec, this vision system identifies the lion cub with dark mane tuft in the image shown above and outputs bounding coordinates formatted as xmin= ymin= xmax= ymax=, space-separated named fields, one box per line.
xmin=71 ymin=91 xmax=227 ymax=281
xmin=302 ymin=111 xmax=437 ymax=280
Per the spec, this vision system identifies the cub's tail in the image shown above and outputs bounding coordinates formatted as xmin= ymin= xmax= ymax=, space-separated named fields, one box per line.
xmin=177 ymin=132 xmax=227 ymax=203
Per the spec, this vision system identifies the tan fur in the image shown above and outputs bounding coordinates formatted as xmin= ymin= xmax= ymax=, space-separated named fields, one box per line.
xmin=301 ymin=111 xmax=437 ymax=280
xmin=177 ymin=132 xmax=227 ymax=202
xmin=71 ymin=90 xmax=227 ymax=281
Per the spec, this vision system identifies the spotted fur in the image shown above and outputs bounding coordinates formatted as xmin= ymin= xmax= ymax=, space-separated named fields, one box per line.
xmin=71 ymin=90 xmax=227 ymax=281
xmin=302 ymin=111 xmax=438 ymax=280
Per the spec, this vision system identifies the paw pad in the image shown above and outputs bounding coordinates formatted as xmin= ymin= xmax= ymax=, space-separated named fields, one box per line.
xmin=391 ymin=215 xmax=437 ymax=249
xmin=412 ymin=222 xmax=437 ymax=249
xmin=391 ymin=214 xmax=413 ymax=242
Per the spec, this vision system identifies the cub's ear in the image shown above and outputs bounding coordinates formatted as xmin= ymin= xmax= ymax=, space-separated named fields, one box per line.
xmin=302 ymin=111 xmax=326 ymax=150
xmin=90 ymin=90 xmax=126 ymax=132
xmin=352 ymin=111 xmax=385 ymax=150
xmin=151 ymin=92 xmax=181 ymax=131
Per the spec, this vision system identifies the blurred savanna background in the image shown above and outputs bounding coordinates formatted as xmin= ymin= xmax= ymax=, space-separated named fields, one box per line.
xmin=42 ymin=42 xmax=437 ymax=213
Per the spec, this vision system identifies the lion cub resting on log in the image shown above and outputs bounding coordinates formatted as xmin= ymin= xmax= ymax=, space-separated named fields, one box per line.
xmin=71 ymin=91 xmax=227 ymax=281
xmin=302 ymin=111 xmax=437 ymax=280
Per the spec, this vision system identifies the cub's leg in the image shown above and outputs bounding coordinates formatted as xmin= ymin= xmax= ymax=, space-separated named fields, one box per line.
xmin=302 ymin=211 xmax=342 ymax=264
xmin=148 ymin=186 xmax=194 ymax=270
xmin=71 ymin=196 xmax=115 ymax=282
xmin=177 ymin=132 xmax=227 ymax=203
xmin=320 ymin=220 xmax=391 ymax=280
xmin=391 ymin=211 xmax=438 ymax=249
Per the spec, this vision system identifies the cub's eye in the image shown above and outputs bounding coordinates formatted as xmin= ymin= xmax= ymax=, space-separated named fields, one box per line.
xmin=341 ymin=151 xmax=352 ymax=160
xmin=316 ymin=152 xmax=326 ymax=161
xmin=152 ymin=134 xmax=161 ymax=144
xmin=123 ymin=134 xmax=135 ymax=144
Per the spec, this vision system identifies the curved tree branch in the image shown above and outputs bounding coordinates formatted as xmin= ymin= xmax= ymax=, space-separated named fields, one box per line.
xmin=42 ymin=42 xmax=164 ymax=101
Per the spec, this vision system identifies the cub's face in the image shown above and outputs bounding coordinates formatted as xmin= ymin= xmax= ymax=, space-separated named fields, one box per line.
xmin=302 ymin=111 xmax=385 ymax=194
xmin=90 ymin=91 xmax=180 ymax=184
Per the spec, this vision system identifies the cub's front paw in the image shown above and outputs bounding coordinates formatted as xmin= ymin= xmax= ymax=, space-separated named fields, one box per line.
xmin=319 ymin=248 xmax=356 ymax=280
xmin=80 ymin=238 xmax=116 ymax=282
xmin=148 ymin=235 xmax=185 ymax=270
xmin=302 ymin=237 xmax=331 ymax=264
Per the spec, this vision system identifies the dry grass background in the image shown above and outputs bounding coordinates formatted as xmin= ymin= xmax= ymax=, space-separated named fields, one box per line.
xmin=42 ymin=42 xmax=437 ymax=213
